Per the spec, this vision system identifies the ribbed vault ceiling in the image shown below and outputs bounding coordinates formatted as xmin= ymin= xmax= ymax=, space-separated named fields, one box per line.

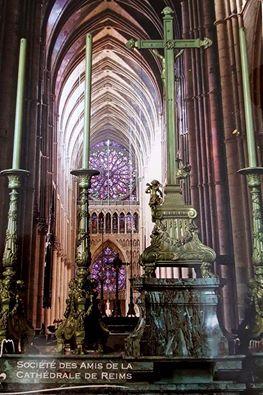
xmin=45 ymin=0 xmax=181 ymax=173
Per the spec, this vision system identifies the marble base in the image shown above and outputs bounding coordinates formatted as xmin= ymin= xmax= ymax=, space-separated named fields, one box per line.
xmin=125 ymin=277 xmax=228 ymax=357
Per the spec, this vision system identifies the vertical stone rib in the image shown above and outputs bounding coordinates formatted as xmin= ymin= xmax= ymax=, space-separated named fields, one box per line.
xmin=182 ymin=0 xmax=240 ymax=329
xmin=185 ymin=0 xmax=214 ymax=245
xmin=201 ymin=0 xmax=238 ymax=330
xmin=50 ymin=248 xmax=58 ymax=325
xmin=196 ymin=0 xmax=216 ymax=248
xmin=188 ymin=0 xmax=206 ymax=239
xmin=182 ymin=0 xmax=200 ymax=214
xmin=36 ymin=229 xmax=46 ymax=328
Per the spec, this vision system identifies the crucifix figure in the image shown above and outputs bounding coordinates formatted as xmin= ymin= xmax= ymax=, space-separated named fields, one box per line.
xmin=127 ymin=6 xmax=212 ymax=186
xmin=125 ymin=7 xmax=228 ymax=359
xmin=126 ymin=6 xmax=215 ymax=279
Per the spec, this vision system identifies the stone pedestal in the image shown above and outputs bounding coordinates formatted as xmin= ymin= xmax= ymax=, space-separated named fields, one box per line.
xmin=125 ymin=277 xmax=228 ymax=357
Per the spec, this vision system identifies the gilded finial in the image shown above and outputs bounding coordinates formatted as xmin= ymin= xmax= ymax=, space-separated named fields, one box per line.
xmin=201 ymin=37 xmax=212 ymax=49
xmin=162 ymin=7 xmax=174 ymax=16
xmin=126 ymin=39 xmax=136 ymax=49
xmin=176 ymin=157 xmax=191 ymax=180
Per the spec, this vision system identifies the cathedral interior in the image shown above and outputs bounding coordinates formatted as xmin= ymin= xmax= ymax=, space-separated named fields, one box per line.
xmin=0 ymin=0 xmax=262 ymax=393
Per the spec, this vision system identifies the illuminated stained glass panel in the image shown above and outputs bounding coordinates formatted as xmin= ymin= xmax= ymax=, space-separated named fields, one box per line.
xmin=89 ymin=140 xmax=136 ymax=200
xmin=91 ymin=246 xmax=126 ymax=293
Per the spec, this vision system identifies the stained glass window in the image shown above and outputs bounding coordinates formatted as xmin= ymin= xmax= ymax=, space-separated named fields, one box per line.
xmin=133 ymin=212 xmax=139 ymax=233
xmin=119 ymin=212 xmax=125 ymax=233
xmin=91 ymin=212 xmax=97 ymax=234
xmin=98 ymin=212 xmax=104 ymax=233
xmin=91 ymin=247 xmax=126 ymax=293
xmin=112 ymin=212 xmax=118 ymax=233
xmin=126 ymin=212 xmax=132 ymax=233
xmin=89 ymin=140 xmax=136 ymax=201
xmin=105 ymin=213 xmax=111 ymax=233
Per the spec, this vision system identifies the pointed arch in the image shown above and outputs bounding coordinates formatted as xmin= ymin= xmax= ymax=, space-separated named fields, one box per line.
xmin=105 ymin=212 xmax=111 ymax=234
xmin=112 ymin=212 xmax=118 ymax=233
xmin=91 ymin=212 xmax=98 ymax=234
xmin=92 ymin=239 xmax=125 ymax=264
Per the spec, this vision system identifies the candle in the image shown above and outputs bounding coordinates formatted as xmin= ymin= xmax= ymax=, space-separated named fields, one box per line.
xmin=12 ymin=38 xmax=27 ymax=169
xmin=239 ymin=27 xmax=257 ymax=168
xmin=82 ymin=34 xmax=93 ymax=168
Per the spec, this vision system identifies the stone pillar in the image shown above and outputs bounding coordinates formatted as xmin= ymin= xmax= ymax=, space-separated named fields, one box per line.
xmin=181 ymin=0 xmax=250 ymax=330
xmin=26 ymin=219 xmax=46 ymax=328
xmin=60 ymin=259 xmax=65 ymax=319
xmin=201 ymin=0 xmax=238 ymax=331
xmin=56 ymin=253 xmax=62 ymax=320
xmin=214 ymin=0 xmax=252 ymax=323
xmin=50 ymin=247 xmax=58 ymax=325
xmin=36 ymin=221 xmax=47 ymax=329
xmin=44 ymin=306 xmax=51 ymax=329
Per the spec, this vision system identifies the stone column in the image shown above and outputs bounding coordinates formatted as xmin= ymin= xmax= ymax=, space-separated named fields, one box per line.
xmin=214 ymin=0 xmax=252 ymax=323
xmin=60 ymin=259 xmax=65 ymax=319
xmin=181 ymin=0 xmax=249 ymax=330
xmin=56 ymin=253 xmax=62 ymax=320
xmin=50 ymin=246 xmax=58 ymax=325
xmin=201 ymin=0 xmax=238 ymax=331
xmin=36 ymin=221 xmax=47 ymax=329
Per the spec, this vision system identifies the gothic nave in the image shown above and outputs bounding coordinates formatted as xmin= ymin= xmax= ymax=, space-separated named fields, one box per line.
xmin=0 ymin=0 xmax=262 ymax=393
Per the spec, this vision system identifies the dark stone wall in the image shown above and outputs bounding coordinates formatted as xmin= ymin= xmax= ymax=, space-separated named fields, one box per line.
xmin=181 ymin=0 xmax=262 ymax=332
xmin=0 ymin=0 xmax=50 ymax=324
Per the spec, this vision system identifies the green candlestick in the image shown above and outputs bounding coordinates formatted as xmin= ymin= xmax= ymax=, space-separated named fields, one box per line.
xmin=0 ymin=37 xmax=32 ymax=351
xmin=239 ymin=27 xmax=257 ymax=167
xmin=12 ymin=38 xmax=27 ymax=170
xmin=238 ymin=25 xmax=263 ymax=348
xmin=82 ymin=34 xmax=93 ymax=168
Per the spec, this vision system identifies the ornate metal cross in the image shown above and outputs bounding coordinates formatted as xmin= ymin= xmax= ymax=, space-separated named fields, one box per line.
xmin=127 ymin=6 xmax=212 ymax=186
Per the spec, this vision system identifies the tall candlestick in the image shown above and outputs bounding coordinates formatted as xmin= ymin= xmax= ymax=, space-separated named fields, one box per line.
xmin=239 ymin=27 xmax=257 ymax=167
xmin=238 ymin=25 xmax=263 ymax=348
xmin=12 ymin=38 xmax=27 ymax=170
xmin=56 ymin=34 xmax=103 ymax=353
xmin=82 ymin=34 xmax=93 ymax=168
xmin=0 ymin=38 xmax=31 ymax=350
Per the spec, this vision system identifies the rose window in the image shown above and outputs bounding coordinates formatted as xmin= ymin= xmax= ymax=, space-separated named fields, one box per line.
xmin=89 ymin=140 xmax=136 ymax=200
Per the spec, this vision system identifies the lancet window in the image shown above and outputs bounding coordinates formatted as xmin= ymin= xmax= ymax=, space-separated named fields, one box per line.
xmin=91 ymin=246 xmax=126 ymax=293
xmin=98 ymin=212 xmax=104 ymax=234
xmin=126 ymin=212 xmax=132 ymax=233
xmin=119 ymin=212 xmax=125 ymax=233
xmin=112 ymin=212 xmax=118 ymax=233
xmin=133 ymin=212 xmax=139 ymax=233
xmin=89 ymin=211 xmax=139 ymax=234
xmin=105 ymin=212 xmax=111 ymax=233
xmin=91 ymin=212 xmax=98 ymax=234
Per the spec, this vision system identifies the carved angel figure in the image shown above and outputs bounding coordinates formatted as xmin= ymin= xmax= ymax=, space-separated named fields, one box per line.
xmin=145 ymin=180 xmax=163 ymax=210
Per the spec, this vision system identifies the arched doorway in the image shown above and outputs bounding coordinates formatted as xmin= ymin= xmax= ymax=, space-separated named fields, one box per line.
xmin=91 ymin=244 xmax=126 ymax=316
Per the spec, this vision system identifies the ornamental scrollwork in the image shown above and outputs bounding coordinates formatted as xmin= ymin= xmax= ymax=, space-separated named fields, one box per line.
xmin=176 ymin=157 xmax=191 ymax=181
xmin=140 ymin=214 xmax=215 ymax=278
